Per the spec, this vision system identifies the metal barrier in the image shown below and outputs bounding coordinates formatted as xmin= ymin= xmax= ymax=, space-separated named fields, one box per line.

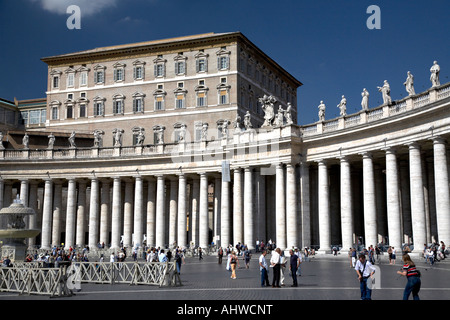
xmin=0 ymin=261 xmax=181 ymax=297
xmin=70 ymin=261 xmax=181 ymax=287
xmin=0 ymin=266 xmax=72 ymax=297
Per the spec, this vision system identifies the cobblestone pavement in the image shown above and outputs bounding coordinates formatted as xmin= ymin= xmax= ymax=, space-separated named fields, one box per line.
xmin=1 ymin=251 xmax=449 ymax=302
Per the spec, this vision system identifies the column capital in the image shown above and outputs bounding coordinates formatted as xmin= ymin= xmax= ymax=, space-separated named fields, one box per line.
xmin=405 ymin=141 xmax=421 ymax=150
xmin=430 ymin=135 xmax=447 ymax=145
xmin=359 ymin=151 xmax=373 ymax=159
xmin=383 ymin=146 xmax=397 ymax=155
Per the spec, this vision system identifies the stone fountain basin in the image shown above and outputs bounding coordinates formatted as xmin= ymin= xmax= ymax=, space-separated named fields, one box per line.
xmin=0 ymin=229 xmax=40 ymax=239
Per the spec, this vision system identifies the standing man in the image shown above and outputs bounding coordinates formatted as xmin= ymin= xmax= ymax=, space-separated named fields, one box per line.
xmin=355 ymin=253 xmax=376 ymax=300
xmin=270 ymin=248 xmax=281 ymax=288
xmin=289 ymin=249 xmax=300 ymax=287
xmin=259 ymin=250 xmax=270 ymax=287
xmin=218 ymin=247 xmax=224 ymax=264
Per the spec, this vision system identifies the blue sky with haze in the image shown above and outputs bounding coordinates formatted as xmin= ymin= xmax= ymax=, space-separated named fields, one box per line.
xmin=0 ymin=0 xmax=448 ymax=124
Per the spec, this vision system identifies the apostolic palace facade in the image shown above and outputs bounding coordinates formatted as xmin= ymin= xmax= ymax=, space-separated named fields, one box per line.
xmin=0 ymin=32 xmax=449 ymax=255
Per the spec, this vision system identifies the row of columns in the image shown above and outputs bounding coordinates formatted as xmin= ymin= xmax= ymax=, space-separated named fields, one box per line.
xmin=317 ymin=137 xmax=450 ymax=253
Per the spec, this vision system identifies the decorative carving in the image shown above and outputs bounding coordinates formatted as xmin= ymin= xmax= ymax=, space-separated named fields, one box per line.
xmin=112 ymin=128 xmax=124 ymax=147
xmin=318 ymin=101 xmax=326 ymax=121
xmin=0 ymin=131 xmax=4 ymax=150
xmin=93 ymin=130 xmax=104 ymax=148
xmin=47 ymin=133 xmax=55 ymax=149
xmin=285 ymin=103 xmax=293 ymax=125
xmin=377 ymin=80 xmax=392 ymax=105
xmin=201 ymin=123 xmax=208 ymax=141
xmin=274 ymin=105 xmax=285 ymax=127
xmin=132 ymin=127 xmax=145 ymax=146
xmin=404 ymin=71 xmax=415 ymax=96
xmin=337 ymin=95 xmax=347 ymax=117
xmin=259 ymin=95 xmax=277 ymax=127
xmin=152 ymin=125 xmax=165 ymax=145
xmin=361 ymin=88 xmax=369 ymax=111
xmin=243 ymin=111 xmax=253 ymax=130
xmin=68 ymin=131 xmax=76 ymax=148
xmin=430 ymin=60 xmax=440 ymax=87
xmin=22 ymin=133 xmax=29 ymax=149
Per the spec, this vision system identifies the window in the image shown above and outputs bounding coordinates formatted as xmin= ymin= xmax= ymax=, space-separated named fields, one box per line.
xmin=67 ymin=105 xmax=73 ymax=119
xmin=132 ymin=92 xmax=146 ymax=113
xmin=94 ymin=65 xmax=106 ymax=84
xmin=80 ymin=72 xmax=87 ymax=86
xmin=197 ymin=92 xmax=206 ymax=107
xmin=155 ymin=96 xmax=164 ymax=110
xmin=175 ymin=94 xmax=185 ymax=109
xmin=217 ymin=47 xmax=231 ymax=71
xmin=67 ymin=73 xmax=74 ymax=88
xmin=112 ymin=94 xmax=125 ymax=114
xmin=175 ymin=61 xmax=185 ymax=75
xmin=79 ymin=104 xmax=86 ymax=118
xmin=113 ymin=62 xmax=126 ymax=82
xmin=153 ymin=56 xmax=166 ymax=78
xmin=93 ymin=96 xmax=105 ymax=116
xmin=51 ymin=107 xmax=58 ymax=120
xmin=132 ymin=60 xmax=146 ymax=80
xmin=53 ymin=76 xmax=59 ymax=89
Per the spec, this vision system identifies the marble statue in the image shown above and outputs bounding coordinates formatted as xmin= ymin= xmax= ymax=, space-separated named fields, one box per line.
xmin=113 ymin=129 xmax=124 ymax=147
xmin=259 ymin=95 xmax=276 ymax=127
xmin=48 ymin=133 xmax=55 ymax=149
xmin=404 ymin=71 xmax=415 ymax=96
xmin=234 ymin=114 xmax=242 ymax=131
xmin=285 ymin=103 xmax=293 ymax=125
xmin=136 ymin=130 xmax=145 ymax=146
xmin=377 ymin=80 xmax=392 ymax=105
xmin=318 ymin=101 xmax=326 ymax=121
xmin=274 ymin=105 xmax=285 ymax=127
xmin=93 ymin=130 xmax=104 ymax=148
xmin=201 ymin=123 xmax=208 ymax=141
xmin=22 ymin=133 xmax=29 ymax=149
xmin=178 ymin=124 xmax=187 ymax=142
xmin=243 ymin=111 xmax=253 ymax=130
xmin=337 ymin=95 xmax=347 ymax=116
xmin=430 ymin=61 xmax=440 ymax=87
xmin=361 ymin=88 xmax=369 ymax=111
xmin=68 ymin=131 xmax=76 ymax=148
xmin=221 ymin=120 xmax=230 ymax=138
xmin=153 ymin=127 xmax=165 ymax=145
xmin=0 ymin=131 xmax=4 ymax=149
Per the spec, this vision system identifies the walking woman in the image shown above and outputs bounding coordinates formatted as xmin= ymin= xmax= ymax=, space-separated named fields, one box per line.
xmin=397 ymin=253 xmax=421 ymax=300
xmin=230 ymin=250 xmax=239 ymax=279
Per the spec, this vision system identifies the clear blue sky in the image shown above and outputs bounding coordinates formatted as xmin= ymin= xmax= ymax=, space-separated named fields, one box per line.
xmin=0 ymin=0 xmax=448 ymax=124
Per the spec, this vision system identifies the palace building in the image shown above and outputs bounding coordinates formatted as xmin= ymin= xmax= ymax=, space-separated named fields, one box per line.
xmin=0 ymin=32 xmax=449 ymax=254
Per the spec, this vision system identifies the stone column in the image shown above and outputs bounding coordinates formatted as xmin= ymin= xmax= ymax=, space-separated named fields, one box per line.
xmin=432 ymin=137 xmax=450 ymax=246
xmin=52 ymin=181 xmax=63 ymax=247
xmin=155 ymin=175 xmax=166 ymax=248
xmin=41 ymin=179 xmax=53 ymax=249
xmin=340 ymin=156 xmax=353 ymax=252
xmin=146 ymin=178 xmax=156 ymax=248
xmin=300 ymin=160 xmax=311 ymax=248
xmin=177 ymin=174 xmax=187 ymax=248
xmin=111 ymin=177 xmax=122 ymax=250
xmin=133 ymin=177 xmax=144 ymax=248
xmin=123 ymin=180 xmax=134 ymax=248
xmin=191 ymin=177 xmax=200 ymax=246
xmin=399 ymin=160 xmax=412 ymax=243
xmin=408 ymin=142 xmax=427 ymax=253
xmin=362 ymin=152 xmax=378 ymax=248
xmin=243 ymin=167 xmax=254 ymax=249
xmin=233 ymin=168 xmax=243 ymax=246
xmin=221 ymin=177 xmax=231 ymax=248
xmin=385 ymin=148 xmax=402 ymax=250
xmin=317 ymin=160 xmax=330 ymax=253
xmin=168 ymin=178 xmax=178 ymax=247
xmin=99 ymin=179 xmax=110 ymax=247
xmin=76 ymin=181 xmax=87 ymax=248
xmin=276 ymin=163 xmax=286 ymax=250
xmin=19 ymin=179 xmax=29 ymax=207
xmin=199 ymin=172 xmax=209 ymax=249
xmin=28 ymin=181 xmax=39 ymax=247
xmin=88 ymin=178 xmax=100 ymax=248
xmin=255 ymin=169 xmax=266 ymax=244
xmin=213 ymin=177 xmax=221 ymax=246
xmin=286 ymin=163 xmax=298 ymax=249
xmin=65 ymin=179 xmax=77 ymax=249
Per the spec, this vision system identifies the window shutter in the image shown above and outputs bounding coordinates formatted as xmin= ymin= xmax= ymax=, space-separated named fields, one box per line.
xmin=154 ymin=64 xmax=157 ymax=77
xmin=133 ymin=67 xmax=136 ymax=79
xmin=196 ymin=59 xmax=199 ymax=73
xmin=205 ymin=58 xmax=208 ymax=72
xmin=94 ymin=71 xmax=97 ymax=83
xmin=114 ymin=69 xmax=117 ymax=81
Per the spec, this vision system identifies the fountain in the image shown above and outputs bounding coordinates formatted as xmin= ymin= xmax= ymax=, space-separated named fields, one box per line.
xmin=0 ymin=196 xmax=40 ymax=262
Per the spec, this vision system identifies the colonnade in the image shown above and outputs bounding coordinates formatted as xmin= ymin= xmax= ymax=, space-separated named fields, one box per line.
xmin=0 ymin=136 xmax=448 ymax=255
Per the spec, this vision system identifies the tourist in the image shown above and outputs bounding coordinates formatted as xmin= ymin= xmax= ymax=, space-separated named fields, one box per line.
xmin=289 ymin=249 xmax=300 ymax=287
xmin=259 ymin=250 xmax=270 ymax=287
xmin=280 ymin=250 xmax=287 ymax=286
xmin=243 ymin=246 xmax=251 ymax=269
xmin=175 ymin=249 xmax=185 ymax=274
xmin=270 ymin=248 xmax=281 ymax=288
xmin=397 ymin=253 xmax=421 ymax=300
xmin=229 ymin=250 xmax=239 ymax=279
xmin=218 ymin=247 xmax=224 ymax=264
xmin=355 ymin=253 xmax=376 ymax=300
